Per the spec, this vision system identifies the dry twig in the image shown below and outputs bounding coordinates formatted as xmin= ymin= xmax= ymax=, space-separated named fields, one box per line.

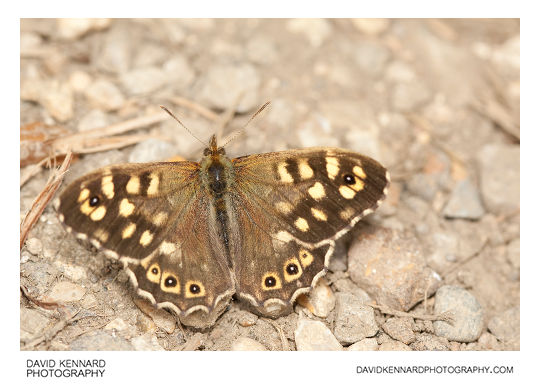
xmin=367 ymin=303 xmax=454 ymax=324
xmin=20 ymin=151 xmax=73 ymax=250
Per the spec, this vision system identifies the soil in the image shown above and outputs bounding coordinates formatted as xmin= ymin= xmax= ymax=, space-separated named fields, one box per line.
xmin=20 ymin=18 xmax=520 ymax=351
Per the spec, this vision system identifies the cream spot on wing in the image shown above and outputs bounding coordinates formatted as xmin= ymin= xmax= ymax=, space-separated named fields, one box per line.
xmin=311 ymin=207 xmax=328 ymax=221
xmin=298 ymin=159 xmax=314 ymax=180
xmin=147 ymin=173 xmax=159 ymax=196
xmin=146 ymin=263 xmax=161 ymax=284
xmin=119 ymin=198 xmax=135 ymax=217
xmin=126 ymin=176 xmax=140 ymax=194
xmin=339 ymin=185 xmax=356 ymax=199
xmin=94 ymin=228 xmax=109 ymax=243
xmin=90 ymin=206 xmax=106 ymax=221
xmin=275 ymin=201 xmax=293 ymax=215
xmin=353 ymin=165 xmax=367 ymax=180
xmin=294 ymin=217 xmax=309 ymax=232
xmin=308 ymin=182 xmax=326 ymax=201
xmin=101 ymin=175 xmax=114 ymax=199
xmin=159 ymin=241 xmax=176 ymax=255
xmin=153 ymin=211 xmax=168 ymax=226
xmin=274 ymin=230 xmax=293 ymax=243
xmin=340 ymin=207 xmax=355 ymax=221
xmin=78 ymin=188 xmax=90 ymax=203
xmin=277 ymin=162 xmax=294 ymax=183
xmin=350 ymin=177 xmax=365 ymax=191
xmin=122 ymin=223 xmax=136 ymax=239
xmin=299 ymin=249 xmax=314 ymax=268
xmin=80 ymin=200 xmax=93 ymax=215
xmin=326 ymin=157 xmax=339 ymax=180
xmin=140 ymin=230 xmax=154 ymax=246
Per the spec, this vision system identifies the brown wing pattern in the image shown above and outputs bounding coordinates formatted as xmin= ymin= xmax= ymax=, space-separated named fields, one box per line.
xmin=230 ymin=148 xmax=389 ymax=315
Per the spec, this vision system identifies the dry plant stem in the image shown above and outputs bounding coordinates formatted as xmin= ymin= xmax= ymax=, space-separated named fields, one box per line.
xmin=367 ymin=303 xmax=454 ymax=324
xmin=441 ymin=239 xmax=488 ymax=278
xmin=20 ymin=285 xmax=60 ymax=310
xmin=20 ymin=155 xmax=55 ymax=187
xmin=181 ymin=333 xmax=206 ymax=351
xmin=167 ymin=96 xmax=220 ymax=121
xmin=20 ymin=151 xmax=73 ymax=250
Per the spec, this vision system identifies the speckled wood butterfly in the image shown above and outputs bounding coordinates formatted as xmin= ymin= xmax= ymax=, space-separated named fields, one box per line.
xmin=55 ymin=108 xmax=390 ymax=328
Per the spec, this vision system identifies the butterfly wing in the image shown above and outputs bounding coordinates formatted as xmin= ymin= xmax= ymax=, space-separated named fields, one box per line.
xmin=55 ymin=162 xmax=235 ymax=327
xmin=229 ymin=148 xmax=389 ymax=316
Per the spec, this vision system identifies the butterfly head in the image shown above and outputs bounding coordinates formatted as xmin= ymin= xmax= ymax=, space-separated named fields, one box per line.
xmin=203 ymin=134 xmax=226 ymax=157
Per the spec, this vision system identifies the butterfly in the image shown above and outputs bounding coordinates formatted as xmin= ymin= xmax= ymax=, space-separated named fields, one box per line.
xmin=54 ymin=110 xmax=390 ymax=328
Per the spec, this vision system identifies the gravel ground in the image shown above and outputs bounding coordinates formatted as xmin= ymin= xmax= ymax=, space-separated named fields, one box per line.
xmin=20 ymin=18 xmax=520 ymax=351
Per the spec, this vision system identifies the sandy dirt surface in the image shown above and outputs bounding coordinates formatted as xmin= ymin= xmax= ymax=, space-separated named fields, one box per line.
xmin=20 ymin=19 xmax=519 ymax=351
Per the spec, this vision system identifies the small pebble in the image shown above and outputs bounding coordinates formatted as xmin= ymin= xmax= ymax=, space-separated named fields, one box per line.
xmin=105 ymin=318 xmax=129 ymax=332
xmin=120 ymin=66 xmax=168 ymax=95
xmin=77 ymin=109 xmax=110 ymax=132
xmin=134 ymin=299 xmax=176 ymax=334
xmin=297 ymin=278 xmax=335 ymax=318
xmin=94 ymin=25 xmax=133 ymax=74
xmin=382 ymin=317 xmax=416 ymax=345
xmin=70 ymin=331 xmax=134 ymax=351
xmin=351 ymin=18 xmax=389 ymax=36
xmin=195 ymin=63 xmax=261 ymax=113
xmin=477 ymin=144 xmax=520 ymax=214
xmin=85 ymin=79 xmax=125 ymax=111
xmin=47 ymin=281 xmax=86 ymax=303
xmin=443 ymin=179 xmax=485 ymax=219
xmin=128 ymin=139 xmax=179 ymax=163
xmin=433 ymin=285 xmax=484 ymax=342
xmin=131 ymin=334 xmax=165 ymax=351
xmin=391 ymin=81 xmax=432 ymax=111
xmin=230 ymin=337 xmax=267 ymax=351
xmin=69 ymin=70 xmax=92 ymax=93
xmin=57 ymin=18 xmax=110 ymax=40
xmin=410 ymin=334 xmax=450 ymax=351
xmin=348 ymin=228 xmax=442 ymax=311
xmin=294 ymin=318 xmax=343 ymax=351
xmin=26 ymin=238 xmax=43 ymax=255
xmin=347 ymin=338 xmax=379 ymax=351
xmin=40 ymin=81 xmax=74 ymax=122
xmin=286 ymin=19 xmax=332 ymax=47
xmin=487 ymin=306 xmax=520 ymax=345
xmin=333 ymin=292 xmax=379 ymax=344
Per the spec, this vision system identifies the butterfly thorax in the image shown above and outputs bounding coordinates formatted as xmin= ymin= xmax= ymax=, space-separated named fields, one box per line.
xmin=199 ymin=135 xmax=235 ymax=262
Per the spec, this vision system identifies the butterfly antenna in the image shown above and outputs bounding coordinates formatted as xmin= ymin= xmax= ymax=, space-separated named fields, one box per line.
xmin=160 ymin=106 xmax=206 ymax=146
xmin=223 ymin=101 xmax=271 ymax=148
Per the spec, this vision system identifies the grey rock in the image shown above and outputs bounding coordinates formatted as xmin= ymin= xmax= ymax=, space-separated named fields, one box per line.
xmin=301 ymin=278 xmax=336 ymax=318
xmin=443 ymin=179 xmax=485 ymax=219
xmin=348 ymin=228 xmax=442 ymax=311
xmin=163 ymin=55 xmax=195 ymax=90
xmin=120 ymin=66 xmax=167 ymax=95
xmin=294 ymin=318 xmax=343 ymax=351
xmin=410 ymin=333 xmax=450 ymax=351
xmin=85 ymin=79 xmax=125 ymax=111
xmin=195 ymin=63 xmax=261 ymax=113
xmin=46 ymin=281 xmax=86 ymax=303
xmin=128 ymin=139 xmax=179 ymax=163
xmin=487 ymin=306 xmax=520 ymax=345
xmin=39 ymin=81 xmax=74 ymax=122
xmin=477 ymin=144 xmax=519 ymax=214
xmin=433 ymin=285 xmax=484 ymax=342
xmin=382 ymin=317 xmax=416 ymax=345
xmin=347 ymin=338 xmax=379 ymax=351
xmin=95 ymin=25 xmax=133 ymax=74
xmin=25 ymin=237 xmax=43 ymax=255
xmin=230 ymin=337 xmax=267 ymax=351
xmin=70 ymin=330 xmax=133 ymax=351
xmin=333 ymin=292 xmax=379 ymax=344
xmin=477 ymin=332 xmax=500 ymax=350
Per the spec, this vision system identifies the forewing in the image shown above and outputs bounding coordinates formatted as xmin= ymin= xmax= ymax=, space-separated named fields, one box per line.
xmin=230 ymin=148 xmax=389 ymax=315
xmin=55 ymin=161 xmax=234 ymax=321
